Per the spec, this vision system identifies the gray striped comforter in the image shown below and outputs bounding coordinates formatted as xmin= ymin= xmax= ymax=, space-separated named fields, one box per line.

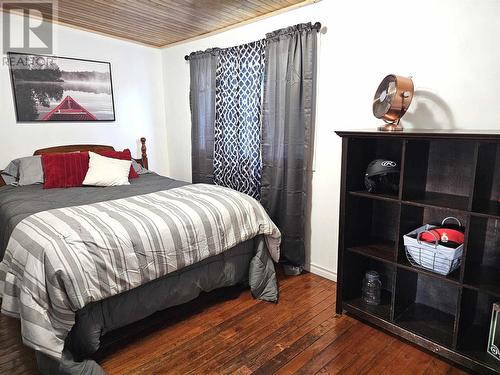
xmin=0 ymin=184 xmax=280 ymax=359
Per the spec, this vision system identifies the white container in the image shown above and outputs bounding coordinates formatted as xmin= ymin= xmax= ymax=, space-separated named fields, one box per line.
xmin=403 ymin=218 xmax=464 ymax=276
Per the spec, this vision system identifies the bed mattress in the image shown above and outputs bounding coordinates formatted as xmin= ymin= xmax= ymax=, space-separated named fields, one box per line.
xmin=0 ymin=174 xmax=280 ymax=375
xmin=0 ymin=174 xmax=188 ymax=260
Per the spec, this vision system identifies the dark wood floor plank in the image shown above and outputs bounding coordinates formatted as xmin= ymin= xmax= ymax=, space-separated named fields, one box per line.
xmin=191 ymin=289 xmax=336 ymax=374
xmin=316 ymin=325 xmax=397 ymax=375
xmin=213 ymin=296 xmax=337 ymax=374
xmin=378 ymin=341 xmax=436 ymax=375
xmin=273 ymin=320 xmax=371 ymax=375
xmin=124 ymin=278 xmax=333 ymax=374
xmin=351 ymin=333 xmax=405 ymax=375
xmin=256 ymin=316 xmax=362 ymax=375
xmin=0 ymin=271 xmax=472 ymax=375
xmin=422 ymin=357 xmax=458 ymax=375
xmin=0 ymin=316 xmax=37 ymax=375
xmin=363 ymin=337 xmax=413 ymax=374
xmin=181 ymin=289 xmax=335 ymax=375
xmin=102 ymin=270 xmax=314 ymax=373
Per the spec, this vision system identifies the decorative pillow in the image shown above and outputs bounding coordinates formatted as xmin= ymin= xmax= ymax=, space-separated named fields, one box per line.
xmin=0 ymin=172 xmax=17 ymax=186
xmin=131 ymin=159 xmax=152 ymax=175
xmin=19 ymin=156 xmax=44 ymax=185
xmin=2 ymin=156 xmax=44 ymax=186
xmin=83 ymin=152 xmax=131 ymax=187
xmin=96 ymin=149 xmax=138 ymax=179
xmin=1 ymin=159 xmax=21 ymax=185
xmin=42 ymin=152 xmax=90 ymax=189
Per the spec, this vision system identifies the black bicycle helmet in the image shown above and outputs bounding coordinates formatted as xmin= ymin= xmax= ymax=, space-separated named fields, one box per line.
xmin=364 ymin=159 xmax=400 ymax=194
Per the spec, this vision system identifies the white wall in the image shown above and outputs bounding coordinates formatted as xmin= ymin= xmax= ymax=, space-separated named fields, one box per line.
xmin=161 ymin=0 xmax=500 ymax=281
xmin=0 ymin=14 xmax=169 ymax=175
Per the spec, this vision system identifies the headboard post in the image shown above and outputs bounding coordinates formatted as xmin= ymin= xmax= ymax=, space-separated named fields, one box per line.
xmin=140 ymin=137 xmax=149 ymax=170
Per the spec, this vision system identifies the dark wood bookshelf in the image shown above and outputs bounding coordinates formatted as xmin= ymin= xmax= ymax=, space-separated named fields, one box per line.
xmin=347 ymin=241 xmax=395 ymax=263
xmin=396 ymin=303 xmax=456 ymax=347
xmin=345 ymin=289 xmax=392 ymax=320
xmin=336 ymin=130 xmax=500 ymax=375
xmin=464 ymin=267 xmax=500 ymax=299
xmin=404 ymin=192 xmax=470 ymax=212
xmin=473 ymin=201 xmax=500 ymax=219
xmin=397 ymin=259 xmax=462 ymax=285
xmin=348 ymin=190 xmax=399 ymax=202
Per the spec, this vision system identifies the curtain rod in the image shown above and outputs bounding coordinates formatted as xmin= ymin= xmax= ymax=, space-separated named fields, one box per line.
xmin=184 ymin=22 xmax=322 ymax=61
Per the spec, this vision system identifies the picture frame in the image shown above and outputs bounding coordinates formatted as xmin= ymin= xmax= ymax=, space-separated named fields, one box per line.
xmin=488 ymin=302 xmax=500 ymax=361
xmin=7 ymin=52 xmax=116 ymax=122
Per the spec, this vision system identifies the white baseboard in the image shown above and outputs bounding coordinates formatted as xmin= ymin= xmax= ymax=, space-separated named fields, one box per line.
xmin=305 ymin=263 xmax=337 ymax=282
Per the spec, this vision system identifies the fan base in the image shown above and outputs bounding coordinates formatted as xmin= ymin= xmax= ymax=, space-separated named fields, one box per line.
xmin=378 ymin=123 xmax=403 ymax=132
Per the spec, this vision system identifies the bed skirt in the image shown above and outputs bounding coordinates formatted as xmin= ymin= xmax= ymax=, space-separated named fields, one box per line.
xmin=35 ymin=235 xmax=277 ymax=375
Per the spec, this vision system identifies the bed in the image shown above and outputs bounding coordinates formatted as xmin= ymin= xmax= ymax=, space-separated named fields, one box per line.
xmin=0 ymin=139 xmax=280 ymax=375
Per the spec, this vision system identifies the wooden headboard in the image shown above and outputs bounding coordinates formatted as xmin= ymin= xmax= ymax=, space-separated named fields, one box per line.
xmin=33 ymin=145 xmax=115 ymax=155
xmin=0 ymin=137 xmax=148 ymax=187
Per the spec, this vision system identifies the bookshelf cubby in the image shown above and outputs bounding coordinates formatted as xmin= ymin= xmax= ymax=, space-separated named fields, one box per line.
xmin=457 ymin=288 xmax=500 ymax=373
xmin=472 ymin=142 xmax=500 ymax=217
xmin=394 ymin=268 xmax=459 ymax=347
xmin=345 ymin=196 xmax=399 ymax=262
xmin=398 ymin=204 xmax=468 ymax=282
xmin=336 ymin=130 xmax=500 ymax=375
xmin=464 ymin=216 xmax=500 ymax=297
xmin=343 ymin=251 xmax=394 ymax=320
xmin=344 ymin=137 xmax=403 ymax=197
xmin=401 ymin=139 xmax=476 ymax=211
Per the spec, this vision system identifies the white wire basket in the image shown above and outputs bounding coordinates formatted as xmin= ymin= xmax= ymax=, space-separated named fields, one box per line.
xmin=403 ymin=217 xmax=464 ymax=276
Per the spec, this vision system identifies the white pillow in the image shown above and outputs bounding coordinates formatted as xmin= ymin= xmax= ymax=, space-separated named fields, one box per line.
xmin=83 ymin=152 xmax=131 ymax=187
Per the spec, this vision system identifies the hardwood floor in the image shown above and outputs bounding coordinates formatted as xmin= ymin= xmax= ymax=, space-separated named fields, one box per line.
xmin=0 ymin=271 xmax=471 ymax=374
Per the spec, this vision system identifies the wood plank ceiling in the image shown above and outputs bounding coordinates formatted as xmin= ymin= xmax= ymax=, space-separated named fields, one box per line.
xmin=5 ymin=0 xmax=308 ymax=47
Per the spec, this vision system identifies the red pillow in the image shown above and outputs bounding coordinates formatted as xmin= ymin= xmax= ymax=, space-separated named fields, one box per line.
xmin=96 ymin=149 xmax=138 ymax=179
xmin=42 ymin=152 xmax=89 ymax=189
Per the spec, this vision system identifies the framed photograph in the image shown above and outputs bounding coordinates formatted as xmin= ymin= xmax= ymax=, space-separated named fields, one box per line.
xmin=8 ymin=52 xmax=115 ymax=122
xmin=489 ymin=302 xmax=500 ymax=362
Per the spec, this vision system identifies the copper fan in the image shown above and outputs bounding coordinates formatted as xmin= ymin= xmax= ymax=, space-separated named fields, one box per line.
xmin=373 ymin=75 xmax=414 ymax=131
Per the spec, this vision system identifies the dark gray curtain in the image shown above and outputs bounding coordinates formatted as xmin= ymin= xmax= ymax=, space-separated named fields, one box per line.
xmin=190 ymin=51 xmax=218 ymax=184
xmin=213 ymin=40 xmax=266 ymax=199
xmin=260 ymin=23 xmax=318 ymax=271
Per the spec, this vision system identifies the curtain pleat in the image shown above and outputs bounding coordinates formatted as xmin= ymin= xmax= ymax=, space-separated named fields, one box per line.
xmin=190 ymin=52 xmax=217 ymax=184
xmin=260 ymin=23 xmax=318 ymax=270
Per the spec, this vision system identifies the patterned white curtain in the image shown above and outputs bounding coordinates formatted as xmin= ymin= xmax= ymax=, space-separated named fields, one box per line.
xmin=213 ymin=40 xmax=266 ymax=199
